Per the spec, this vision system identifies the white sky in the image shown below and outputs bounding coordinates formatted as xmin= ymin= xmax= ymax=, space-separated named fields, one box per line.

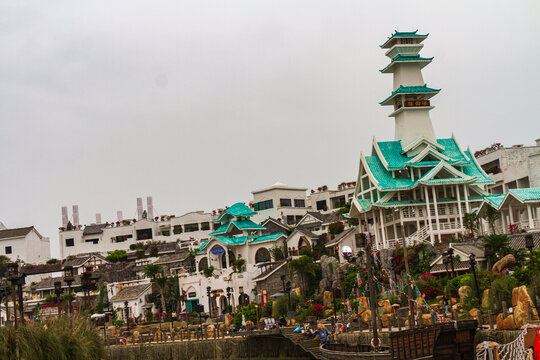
xmin=1 ymin=1 xmax=539 ymax=258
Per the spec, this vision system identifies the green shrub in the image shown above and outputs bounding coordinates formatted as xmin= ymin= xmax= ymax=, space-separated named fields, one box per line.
xmin=272 ymin=293 xmax=302 ymax=319
xmin=493 ymin=275 xmax=518 ymax=307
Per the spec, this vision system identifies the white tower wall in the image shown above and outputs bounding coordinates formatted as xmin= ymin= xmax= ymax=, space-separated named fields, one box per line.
xmin=393 ymin=63 xmax=425 ymax=90
xmin=394 ymin=109 xmax=436 ymax=151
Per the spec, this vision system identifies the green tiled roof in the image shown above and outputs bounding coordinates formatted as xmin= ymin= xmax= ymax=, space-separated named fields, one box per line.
xmin=380 ymin=30 xmax=428 ymax=48
xmin=249 ymin=233 xmax=285 ymax=244
xmin=508 ymin=188 xmax=540 ymax=202
xmin=196 ymin=232 xmax=285 ymax=252
xmin=376 ymin=138 xmax=470 ymax=171
xmin=380 ymin=84 xmax=440 ymax=105
xmin=365 ymin=155 xmax=415 ymax=190
xmin=357 ymin=199 xmax=373 ymax=211
xmin=380 ymin=54 xmax=433 ymax=73
xmin=461 ymin=151 xmax=494 ymax=184
xmin=233 ymin=220 xmax=266 ymax=230
xmin=209 ymin=219 xmax=266 ymax=236
xmin=419 ymin=177 xmax=476 ymax=185
xmin=214 ymin=202 xmax=257 ymax=223
xmin=484 ymin=194 xmax=505 ymax=208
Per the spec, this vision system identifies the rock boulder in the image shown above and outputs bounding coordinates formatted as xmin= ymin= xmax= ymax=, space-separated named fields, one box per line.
xmin=458 ymin=286 xmax=472 ymax=304
xmin=492 ymin=254 xmax=515 ymax=273
xmin=512 ymin=285 xmax=539 ymax=328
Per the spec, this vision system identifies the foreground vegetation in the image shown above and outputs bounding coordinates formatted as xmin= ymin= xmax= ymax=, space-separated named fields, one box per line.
xmin=0 ymin=314 xmax=105 ymax=360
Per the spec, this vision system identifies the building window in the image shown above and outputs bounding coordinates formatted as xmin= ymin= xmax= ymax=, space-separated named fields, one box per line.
xmin=198 ymin=257 xmax=208 ymax=272
xmin=286 ymin=215 xmax=295 ymax=225
xmin=173 ymin=225 xmax=183 ymax=234
xmin=85 ymin=238 xmax=99 ymax=244
xmin=254 ymin=200 xmax=273 ymax=211
xmin=185 ymin=223 xmax=199 ymax=232
xmin=65 ymin=238 xmax=74 ymax=247
xmin=136 ymin=228 xmax=153 ymax=240
xmin=294 ymin=199 xmax=305 ymax=207
xmin=316 ymin=200 xmax=328 ymax=211
xmin=112 ymin=235 xmax=132 ymax=243
xmin=5 ymin=246 xmax=12 ymax=254
xmin=200 ymin=222 xmax=210 ymax=231
xmin=255 ymin=248 xmax=271 ymax=263
xmin=279 ymin=199 xmax=292 ymax=207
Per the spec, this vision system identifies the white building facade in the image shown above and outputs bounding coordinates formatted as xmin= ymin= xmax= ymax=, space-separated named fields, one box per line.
xmin=0 ymin=226 xmax=50 ymax=264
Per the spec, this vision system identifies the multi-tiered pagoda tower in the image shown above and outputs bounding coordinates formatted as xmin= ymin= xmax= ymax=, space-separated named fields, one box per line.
xmin=350 ymin=31 xmax=494 ymax=248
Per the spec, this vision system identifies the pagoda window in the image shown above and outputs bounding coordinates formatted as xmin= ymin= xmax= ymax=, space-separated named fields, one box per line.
xmin=395 ymin=169 xmax=409 ymax=178
xmin=280 ymin=198 xmax=292 ymax=207
xmin=362 ymin=177 xmax=370 ymax=192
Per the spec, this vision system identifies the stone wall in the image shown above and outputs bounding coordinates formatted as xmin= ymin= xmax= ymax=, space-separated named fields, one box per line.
xmin=108 ymin=336 xmax=312 ymax=360
xmin=255 ymin=264 xmax=295 ymax=297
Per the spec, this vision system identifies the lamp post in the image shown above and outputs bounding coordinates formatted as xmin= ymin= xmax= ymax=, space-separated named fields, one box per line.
xmin=124 ymin=301 xmax=130 ymax=332
xmin=285 ymin=281 xmax=292 ymax=312
xmin=16 ymin=274 xmax=24 ymax=324
xmin=54 ymin=281 xmax=62 ymax=317
xmin=525 ymin=234 xmax=539 ymax=307
xmin=206 ymin=286 xmax=212 ymax=318
xmin=484 ymin=242 xmax=497 ymax=312
xmin=226 ymin=287 xmax=232 ymax=313
xmin=8 ymin=263 xmax=20 ymax=360
xmin=358 ymin=232 xmax=379 ymax=349
xmin=63 ymin=265 xmax=74 ymax=328
xmin=469 ymin=254 xmax=481 ymax=304
xmin=0 ymin=282 xmax=3 ymax=325
xmin=196 ymin=304 xmax=204 ymax=338
xmin=2 ymin=282 xmax=10 ymax=326
xmin=397 ymin=214 xmax=415 ymax=328
xmin=446 ymin=249 xmax=456 ymax=278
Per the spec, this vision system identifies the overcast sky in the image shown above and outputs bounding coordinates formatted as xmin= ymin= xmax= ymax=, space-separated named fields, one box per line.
xmin=1 ymin=1 xmax=539 ymax=258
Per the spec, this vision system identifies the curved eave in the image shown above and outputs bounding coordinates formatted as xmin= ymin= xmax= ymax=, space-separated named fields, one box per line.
xmin=418 ymin=177 xmax=479 ymax=186
xmin=380 ymin=58 xmax=433 ymax=73
xmin=380 ymin=31 xmax=429 ymax=48
xmin=380 ymin=90 xmax=440 ymax=106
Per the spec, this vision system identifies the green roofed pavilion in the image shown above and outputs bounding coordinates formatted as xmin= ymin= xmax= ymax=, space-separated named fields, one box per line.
xmin=380 ymin=30 xmax=429 ymax=48
xmin=380 ymin=54 xmax=434 ymax=73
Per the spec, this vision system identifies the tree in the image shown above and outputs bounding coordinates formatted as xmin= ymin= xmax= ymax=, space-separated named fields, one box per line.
xmin=106 ymin=250 xmax=127 ymax=262
xmin=232 ymin=257 xmax=246 ymax=273
xmin=288 ymin=255 xmax=317 ymax=294
xmin=484 ymin=205 xmax=500 ymax=234
xmin=46 ymin=258 xmax=60 ymax=265
xmin=270 ymin=246 xmax=285 ymax=261
xmin=143 ymin=264 xmax=167 ymax=317
xmin=483 ymin=234 xmax=510 ymax=263
xmin=463 ymin=213 xmax=479 ymax=236
xmin=329 ymin=222 xmax=345 ymax=236
xmin=0 ymin=255 xmax=10 ymax=278
xmin=336 ymin=201 xmax=359 ymax=226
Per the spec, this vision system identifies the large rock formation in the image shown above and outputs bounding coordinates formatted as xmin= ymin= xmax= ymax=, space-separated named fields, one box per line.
xmin=481 ymin=289 xmax=491 ymax=309
xmin=512 ymin=285 xmax=539 ymax=328
xmin=378 ymin=299 xmax=392 ymax=314
xmin=458 ymin=286 xmax=472 ymax=304
xmin=319 ymin=255 xmax=340 ymax=292
xmin=492 ymin=254 xmax=515 ymax=272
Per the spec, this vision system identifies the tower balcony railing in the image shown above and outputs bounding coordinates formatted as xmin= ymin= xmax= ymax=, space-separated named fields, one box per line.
xmin=395 ymin=99 xmax=431 ymax=111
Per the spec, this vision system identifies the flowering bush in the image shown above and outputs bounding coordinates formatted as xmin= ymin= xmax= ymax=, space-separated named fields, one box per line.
xmin=310 ymin=304 xmax=325 ymax=318
xmin=416 ymin=272 xmax=443 ymax=300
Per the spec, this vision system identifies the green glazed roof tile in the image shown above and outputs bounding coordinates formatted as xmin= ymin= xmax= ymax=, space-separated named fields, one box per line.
xmin=508 ymin=188 xmax=540 ymax=202
xmin=214 ymin=202 xmax=257 ymax=223
xmin=380 ymin=30 xmax=428 ymax=48
xmin=380 ymin=84 xmax=440 ymax=105
xmin=380 ymin=54 xmax=433 ymax=73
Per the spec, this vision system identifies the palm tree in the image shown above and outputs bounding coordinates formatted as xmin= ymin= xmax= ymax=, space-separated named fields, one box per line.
xmin=143 ymin=264 xmax=167 ymax=317
xmin=484 ymin=205 xmax=500 ymax=234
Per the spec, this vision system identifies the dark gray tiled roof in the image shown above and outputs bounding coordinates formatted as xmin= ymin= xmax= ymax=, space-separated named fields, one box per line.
xmin=110 ymin=283 xmax=152 ymax=302
xmin=83 ymin=224 xmax=107 ymax=236
xmin=306 ymin=211 xmax=343 ymax=224
xmin=508 ymin=231 xmax=540 ymax=250
xmin=295 ymin=226 xmax=319 ymax=239
xmin=261 ymin=218 xmax=291 ymax=235
xmin=451 ymin=243 xmax=485 ymax=258
xmin=325 ymin=227 xmax=357 ymax=247
xmin=33 ymin=275 xmax=82 ymax=291
xmin=430 ymin=260 xmax=471 ymax=274
xmin=63 ymin=253 xmax=108 ymax=268
xmin=0 ymin=226 xmax=35 ymax=240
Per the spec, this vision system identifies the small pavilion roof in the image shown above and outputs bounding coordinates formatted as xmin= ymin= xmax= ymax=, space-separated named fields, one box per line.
xmin=380 ymin=30 xmax=429 ymax=48
xmin=196 ymin=233 xmax=285 ymax=252
xmin=380 ymin=54 xmax=434 ymax=73
xmin=380 ymin=84 xmax=440 ymax=105
xmin=209 ymin=219 xmax=266 ymax=236
xmin=214 ymin=202 xmax=257 ymax=223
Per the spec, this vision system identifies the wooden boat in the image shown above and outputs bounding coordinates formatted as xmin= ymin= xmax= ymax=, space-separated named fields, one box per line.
xmin=389 ymin=320 xmax=478 ymax=360
xmin=320 ymin=343 xmax=391 ymax=360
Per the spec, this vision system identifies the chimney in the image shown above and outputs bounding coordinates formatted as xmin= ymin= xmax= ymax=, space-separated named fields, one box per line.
xmin=147 ymin=196 xmax=154 ymax=220
xmin=117 ymin=211 xmax=123 ymax=222
xmin=96 ymin=213 xmax=102 ymax=224
xmin=137 ymin=198 xmax=143 ymax=220
xmin=536 ymin=138 xmax=540 ymax=147
xmin=72 ymin=205 xmax=80 ymax=227
xmin=61 ymin=206 xmax=69 ymax=227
